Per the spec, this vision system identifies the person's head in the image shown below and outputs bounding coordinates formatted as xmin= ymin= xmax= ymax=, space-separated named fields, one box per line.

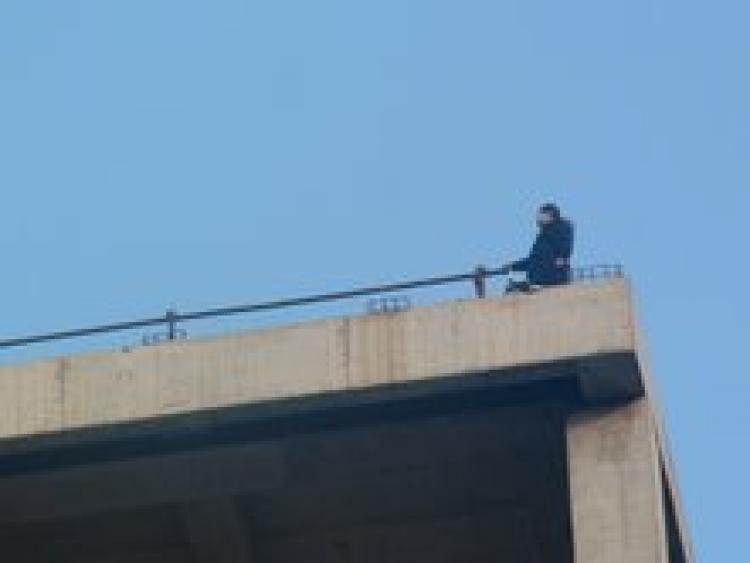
xmin=536 ymin=202 xmax=561 ymax=228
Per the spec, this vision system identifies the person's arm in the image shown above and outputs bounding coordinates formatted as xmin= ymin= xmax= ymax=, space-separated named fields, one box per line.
xmin=499 ymin=257 xmax=529 ymax=275
xmin=501 ymin=232 xmax=540 ymax=274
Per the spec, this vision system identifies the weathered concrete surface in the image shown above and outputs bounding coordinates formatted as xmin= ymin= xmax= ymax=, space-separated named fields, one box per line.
xmin=0 ymin=280 xmax=637 ymax=441
xmin=0 ymin=279 xmax=694 ymax=563
xmin=567 ymin=397 xmax=668 ymax=563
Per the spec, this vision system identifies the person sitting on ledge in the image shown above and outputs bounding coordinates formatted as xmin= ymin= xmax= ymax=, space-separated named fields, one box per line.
xmin=499 ymin=202 xmax=574 ymax=293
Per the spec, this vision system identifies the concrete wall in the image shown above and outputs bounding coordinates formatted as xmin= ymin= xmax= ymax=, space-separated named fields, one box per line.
xmin=567 ymin=398 xmax=669 ymax=563
xmin=0 ymin=280 xmax=635 ymax=441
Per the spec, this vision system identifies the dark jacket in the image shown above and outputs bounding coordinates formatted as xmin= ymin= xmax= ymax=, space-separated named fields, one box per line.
xmin=511 ymin=218 xmax=574 ymax=286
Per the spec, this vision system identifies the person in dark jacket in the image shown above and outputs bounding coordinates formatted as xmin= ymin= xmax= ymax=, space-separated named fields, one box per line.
xmin=500 ymin=203 xmax=574 ymax=290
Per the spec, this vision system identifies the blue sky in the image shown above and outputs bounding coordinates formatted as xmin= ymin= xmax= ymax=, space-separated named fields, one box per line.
xmin=1 ymin=1 xmax=747 ymax=558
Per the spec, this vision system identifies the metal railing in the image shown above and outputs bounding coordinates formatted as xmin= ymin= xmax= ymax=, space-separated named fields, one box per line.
xmin=0 ymin=263 xmax=624 ymax=351
xmin=572 ymin=263 xmax=625 ymax=281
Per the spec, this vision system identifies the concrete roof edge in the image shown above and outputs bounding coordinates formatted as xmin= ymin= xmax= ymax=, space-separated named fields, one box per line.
xmin=629 ymin=282 xmax=696 ymax=562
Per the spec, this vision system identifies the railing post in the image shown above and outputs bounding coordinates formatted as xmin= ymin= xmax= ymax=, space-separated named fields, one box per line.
xmin=473 ymin=265 xmax=488 ymax=298
xmin=166 ymin=309 xmax=178 ymax=341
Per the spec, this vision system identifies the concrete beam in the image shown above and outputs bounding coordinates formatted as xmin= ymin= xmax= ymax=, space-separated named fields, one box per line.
xmin=80 ymin=549 xmax=192 ymax=563
xmin=183 ymin=498 xmax=254 ymax=563
xmin=566 ymin=398 xmax=668 ymax=563
xmin=0 ymin=442 xmax=284 ymax=524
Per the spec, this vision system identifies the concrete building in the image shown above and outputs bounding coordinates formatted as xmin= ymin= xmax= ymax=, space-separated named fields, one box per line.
xmin=0 ymin=279 xmax=692 ymax=562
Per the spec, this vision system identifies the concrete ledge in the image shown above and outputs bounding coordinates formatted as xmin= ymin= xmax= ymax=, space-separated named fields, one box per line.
xmin=0 ymin=278 xmax=695 ymax=563
xmin=0 ymin=280 xmax=639 ymax=441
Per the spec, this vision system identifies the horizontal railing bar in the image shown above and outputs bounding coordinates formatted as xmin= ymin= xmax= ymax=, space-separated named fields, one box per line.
xmin=0 ymin=317 xmax=169 ymax=349
xmin=177 ymin=269 xmax=502 ymax=322
xmin=0 ymin=263 xmax=623 ymax=352
xmin=0 ymin=266 xmax=507 ymax=350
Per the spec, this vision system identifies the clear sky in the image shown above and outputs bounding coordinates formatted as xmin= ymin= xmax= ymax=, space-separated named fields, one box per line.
xmin=1 ymin=1 xmax=747 ymax=558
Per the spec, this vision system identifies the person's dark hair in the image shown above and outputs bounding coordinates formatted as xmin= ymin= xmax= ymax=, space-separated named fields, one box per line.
xmin=539 ymin=202 xmax=562 ymax=221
